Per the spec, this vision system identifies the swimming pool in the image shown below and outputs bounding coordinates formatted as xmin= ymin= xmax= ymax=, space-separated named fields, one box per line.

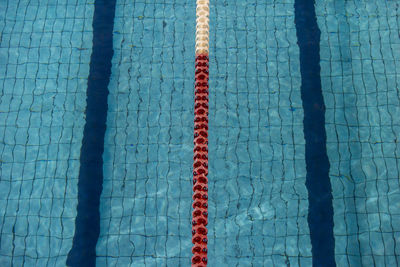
xmin=0 ymin=0 xmax=399 ymax=266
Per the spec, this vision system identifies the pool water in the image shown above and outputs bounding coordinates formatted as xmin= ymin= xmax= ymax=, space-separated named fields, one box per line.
xmin=0 ymin=0 xmax=399 ymax=266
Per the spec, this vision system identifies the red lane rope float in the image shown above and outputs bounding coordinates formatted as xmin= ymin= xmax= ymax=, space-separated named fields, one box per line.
xmin=192 ymin=0 xmax=209 ymax=266
xmin=192 ymin=54 xmax=209 ymax=266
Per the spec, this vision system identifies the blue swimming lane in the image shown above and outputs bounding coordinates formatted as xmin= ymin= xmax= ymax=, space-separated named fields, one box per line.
xmin=294 ymin=1 xmax=336 ymax=266
xmin=67 ymin=0 xmax=116 ymax=266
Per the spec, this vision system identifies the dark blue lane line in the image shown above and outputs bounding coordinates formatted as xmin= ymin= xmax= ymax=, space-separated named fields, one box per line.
xmin=294 ymin=1 xmax=336 ymax=266
xmin=67 ymin=0 xmax=116 ymax=266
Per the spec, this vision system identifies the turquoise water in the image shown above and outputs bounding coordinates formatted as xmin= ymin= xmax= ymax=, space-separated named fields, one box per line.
xmin=0 ymin=0 xmax=399 ymax=266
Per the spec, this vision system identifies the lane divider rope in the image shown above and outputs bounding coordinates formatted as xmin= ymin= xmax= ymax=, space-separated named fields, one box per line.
xmin=192 ymin=0 xmax=209 ymax=266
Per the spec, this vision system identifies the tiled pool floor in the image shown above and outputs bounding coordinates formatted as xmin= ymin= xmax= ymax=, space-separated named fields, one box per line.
xmin=0 ymin=0 xmax=399 ymax=266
